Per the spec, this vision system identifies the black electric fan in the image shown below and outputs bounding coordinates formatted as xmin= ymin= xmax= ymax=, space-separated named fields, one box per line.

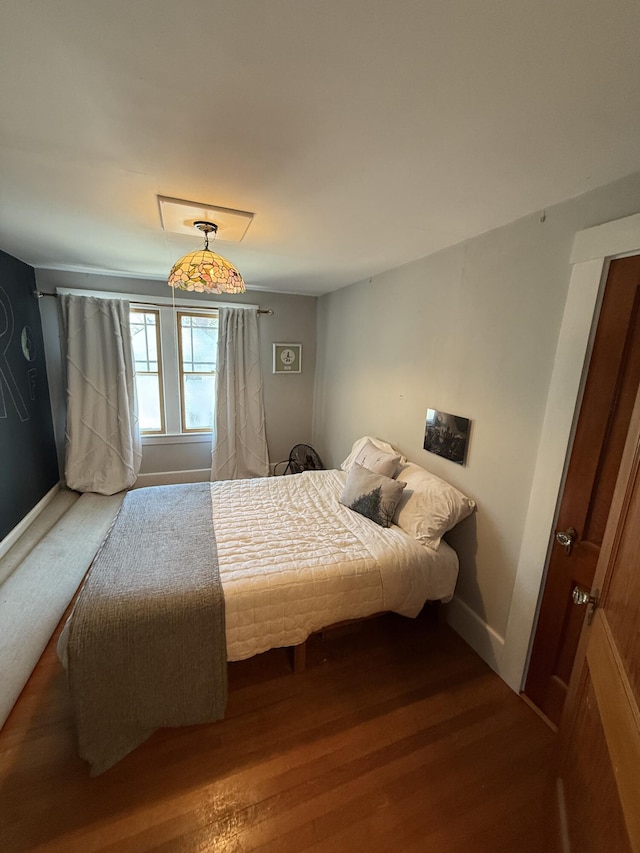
xmin=274 ymin=444 xmax=325 ymax=475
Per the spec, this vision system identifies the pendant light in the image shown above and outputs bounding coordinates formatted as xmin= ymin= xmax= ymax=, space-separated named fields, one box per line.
xmin=168 ymin=221 xmax=245 ymax=294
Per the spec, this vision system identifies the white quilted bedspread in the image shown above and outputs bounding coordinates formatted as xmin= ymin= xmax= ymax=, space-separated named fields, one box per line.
xmin=211 ymin=469 xmax=459 ymax=661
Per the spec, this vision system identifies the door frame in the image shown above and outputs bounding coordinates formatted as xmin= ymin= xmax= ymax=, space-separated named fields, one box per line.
xmin=500 ymin=211 xmax=640 ymax=693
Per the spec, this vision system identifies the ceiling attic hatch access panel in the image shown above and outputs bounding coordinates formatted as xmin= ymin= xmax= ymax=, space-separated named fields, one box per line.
xmin=158 ymin=196 xmax=254 ymax=243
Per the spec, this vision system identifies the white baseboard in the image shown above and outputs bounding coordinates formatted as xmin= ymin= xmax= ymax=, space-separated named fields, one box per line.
xmin=134 ymin=468 xmax=211 ymax=488
xmin=445 ymin=594 xmax=506 ymax=681
xmin=0 ymin=482 xmax=61 ymax=561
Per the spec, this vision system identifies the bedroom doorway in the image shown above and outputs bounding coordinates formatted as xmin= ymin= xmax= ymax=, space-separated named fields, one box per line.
xmin=524 ymin=254 xmax=640 ymax=727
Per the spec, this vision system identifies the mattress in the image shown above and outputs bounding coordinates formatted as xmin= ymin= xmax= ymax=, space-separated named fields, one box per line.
xmin=59 ymin=470 xmax=458 ymax=666
xmin=213 ymin=469 xmax=458 ymax=660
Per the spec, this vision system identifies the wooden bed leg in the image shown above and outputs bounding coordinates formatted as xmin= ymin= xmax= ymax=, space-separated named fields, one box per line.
xmin=293 ymin=641 xmax=306 ymax=674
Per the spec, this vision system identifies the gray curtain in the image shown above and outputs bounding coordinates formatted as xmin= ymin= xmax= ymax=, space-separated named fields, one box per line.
xmin=211 ymin=307 xmax=269 ymax=480
xmin=59 ymin=294 xmax=141 ymax=494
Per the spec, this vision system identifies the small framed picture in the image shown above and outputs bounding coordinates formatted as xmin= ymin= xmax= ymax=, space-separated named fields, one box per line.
xmin=273 ymin=343 xmax=302 ymax=374
xmin=424 ymin=408 xmax=471 ymax=465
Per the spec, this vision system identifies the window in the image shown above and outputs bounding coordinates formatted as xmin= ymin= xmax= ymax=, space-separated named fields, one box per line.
xmin=130 ymin=309 xmax=164 ymax=433
xmin=131 ymin=306 xmax=218 ymax=437
xmin=177 ymin=312 xmax=218 ymax=432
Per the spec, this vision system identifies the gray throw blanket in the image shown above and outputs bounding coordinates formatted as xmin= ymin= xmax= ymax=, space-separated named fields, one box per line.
xmin=67 ymin=483 xmax=227 ymax=775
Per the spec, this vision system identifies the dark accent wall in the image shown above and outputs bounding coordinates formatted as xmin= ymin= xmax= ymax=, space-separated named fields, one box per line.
xmin=0 ymin=250 xmax=58 ymax=541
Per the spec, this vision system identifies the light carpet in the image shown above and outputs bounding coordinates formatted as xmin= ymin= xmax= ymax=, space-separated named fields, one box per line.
xmin=0 ymin=491 xmax=124 ymax=729
xmin=0 ymin=489 xmax=79 ymax=587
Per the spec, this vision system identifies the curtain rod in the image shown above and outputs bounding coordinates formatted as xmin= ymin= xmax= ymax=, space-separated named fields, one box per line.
xmin=33 ymin=290 xmax=273 ymax=315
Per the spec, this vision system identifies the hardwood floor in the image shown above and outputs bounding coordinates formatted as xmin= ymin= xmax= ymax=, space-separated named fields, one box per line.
xmin=0 ymin=609 xmax=555 ymax=852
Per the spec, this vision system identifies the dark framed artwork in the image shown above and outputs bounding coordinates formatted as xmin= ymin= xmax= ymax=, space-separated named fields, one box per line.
xmin=423 ymin=408 xmax=470 ymax=465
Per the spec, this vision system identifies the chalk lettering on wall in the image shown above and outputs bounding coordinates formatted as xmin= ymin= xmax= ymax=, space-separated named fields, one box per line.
xmin=28 ymin=368 xmax=37 ymax=401
xmin=0 ymin=285 xmax=30 ymax=421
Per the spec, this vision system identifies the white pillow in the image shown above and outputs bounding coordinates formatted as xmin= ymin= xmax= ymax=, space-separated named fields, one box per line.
xmin=354 ymin=439 xmax=402 ymax=478
xmin=393 ymin=462 xmax=476 ymax=550
xmin=341 ymin=436 xmax=407 ymax=472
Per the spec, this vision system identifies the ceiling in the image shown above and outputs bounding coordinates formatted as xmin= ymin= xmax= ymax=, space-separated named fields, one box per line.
xmin=1 ymin=1 xmax=639 ymax=296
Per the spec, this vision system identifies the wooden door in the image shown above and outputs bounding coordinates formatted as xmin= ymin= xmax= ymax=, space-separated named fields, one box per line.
xmin=525 ymin=255 xmax=640 ymax=726
xmin=555 ymin=374 xmax=640 ymax=853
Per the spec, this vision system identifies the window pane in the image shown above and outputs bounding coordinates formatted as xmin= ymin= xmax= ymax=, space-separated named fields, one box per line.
xmin=131 ymin=311 xmax=158 ymax=372
xmin=180 ymin=315 xmax=217 ymax=373
xmin=183 ymin=374 xmax=215 ymax=430
xmin=136 ymin=373 xmax=162 ymax=431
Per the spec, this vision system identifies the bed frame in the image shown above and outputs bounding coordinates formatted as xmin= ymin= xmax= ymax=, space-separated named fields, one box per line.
xmin=288 ymin=602 xmax=442 ymax=674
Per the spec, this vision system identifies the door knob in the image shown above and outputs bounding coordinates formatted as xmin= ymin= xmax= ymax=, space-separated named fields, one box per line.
xmin=572 ymin=585 xmax=599 ymax=624
xmin=555 ymin=526 xmax=577 ymax=554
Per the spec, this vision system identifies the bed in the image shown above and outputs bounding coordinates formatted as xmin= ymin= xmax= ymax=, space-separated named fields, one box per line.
xmin=215 ymin=468 xmax=460 ymax=658
xmin=59 ymin=440 xmax=475 ymax=774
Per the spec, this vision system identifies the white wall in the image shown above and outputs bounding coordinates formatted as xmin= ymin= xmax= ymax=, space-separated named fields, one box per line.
xmin=36 ymin=270 xmax=317 ymax=482
xmin=313 ymin=170 xmax=640 ymax=685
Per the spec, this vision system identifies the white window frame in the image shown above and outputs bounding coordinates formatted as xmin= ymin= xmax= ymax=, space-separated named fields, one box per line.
xmin=55 ymin=287 xmax=258 ymax=444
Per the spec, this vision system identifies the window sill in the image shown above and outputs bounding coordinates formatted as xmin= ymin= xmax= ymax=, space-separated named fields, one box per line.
xmin=141 ymin=433 xmax=213 ymax=446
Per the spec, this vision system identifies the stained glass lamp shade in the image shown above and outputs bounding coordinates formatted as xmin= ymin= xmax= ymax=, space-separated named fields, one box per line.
xmin=168 ymin=221 xmax=246 ymax=294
